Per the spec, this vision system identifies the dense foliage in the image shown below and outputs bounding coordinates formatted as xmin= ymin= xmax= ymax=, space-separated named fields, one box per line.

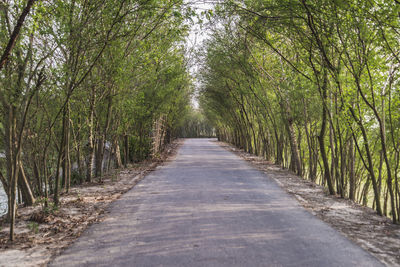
xmin=199 ymin=0 xmax=400 ymax=223
xmin=0 ymin=0 xmax=193 ymax=240
xmin=176 ymin=108 xmax=215 ymax=138
xmin=2 ymin=0 xmax=400 ymax=243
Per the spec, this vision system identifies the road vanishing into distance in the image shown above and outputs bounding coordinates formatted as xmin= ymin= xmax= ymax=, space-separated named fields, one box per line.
xmin=51 ymin=139 xmax=382 ymax=267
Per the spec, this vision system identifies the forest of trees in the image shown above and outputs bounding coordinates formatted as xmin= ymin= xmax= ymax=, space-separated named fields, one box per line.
xmin=199 ymin=0 xmax=400 ymax=224
xmin=1 ymin=0 xmax=400 ymax=244
xmin=0 ymin=0 xmax=194 ymax=240
xmin=177 ymin=109 xmax=215 ymax=138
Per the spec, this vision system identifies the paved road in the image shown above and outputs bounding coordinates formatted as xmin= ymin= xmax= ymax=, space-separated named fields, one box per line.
xmin=51 ymin=139 xmax=382 ymax=267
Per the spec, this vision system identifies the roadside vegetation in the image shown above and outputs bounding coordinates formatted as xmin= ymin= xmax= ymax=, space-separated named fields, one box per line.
xmin=0 ymin=0 xmax=193 ymax=241
xmin=1 ymin=0 xmax=400 ymax=251
xmin=177 ymin=109 xmax=215 ymax=138
xmin=199 ymin=0 xmax=400 ymax=224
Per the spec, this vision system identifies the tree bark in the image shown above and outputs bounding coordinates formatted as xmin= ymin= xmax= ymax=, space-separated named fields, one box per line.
xmin=318 ymin=74 xmax=335 ymax=195
xmin=17 ymin=162 xmax=35 ymax=206
xmin=124 ymin=134 xmax=129 ymax=167
xmin=349 ymin=138 xmax=356 ymax=201
xmin=86 ymin=87 xmax=95 ymax=182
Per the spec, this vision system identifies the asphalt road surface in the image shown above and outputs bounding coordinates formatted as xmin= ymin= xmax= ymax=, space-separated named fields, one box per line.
xmin=50 ymin=139 xmax=383 ymax=267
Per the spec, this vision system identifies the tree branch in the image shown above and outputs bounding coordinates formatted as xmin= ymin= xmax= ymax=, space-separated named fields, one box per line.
xmin=0 ymin=0 xmax=36 ymax=71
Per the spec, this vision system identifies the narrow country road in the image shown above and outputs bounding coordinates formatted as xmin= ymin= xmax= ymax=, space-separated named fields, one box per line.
xmin=50 ymin=139 xmax=382 ymax=267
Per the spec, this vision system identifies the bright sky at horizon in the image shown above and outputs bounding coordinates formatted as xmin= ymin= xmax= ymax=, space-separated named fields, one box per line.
xmin=185 ymin=0 xmax=215 ymax=109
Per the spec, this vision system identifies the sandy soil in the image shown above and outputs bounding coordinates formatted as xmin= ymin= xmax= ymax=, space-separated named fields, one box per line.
xmin=0 ymin=140 xmax=182 ymax=267
xmin=218 ymin=141 xmax=400 ymax=266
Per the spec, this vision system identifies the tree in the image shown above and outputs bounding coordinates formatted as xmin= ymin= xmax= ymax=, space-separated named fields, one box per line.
xmin=199 ymin=0 xmax=400 ymax=223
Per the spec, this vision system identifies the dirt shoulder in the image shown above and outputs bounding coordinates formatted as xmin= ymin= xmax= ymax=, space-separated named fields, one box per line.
xmin=0 ymin=140 xmax=183 ymax=267
xmin=218 ymin=141 xmax=400 ymax=266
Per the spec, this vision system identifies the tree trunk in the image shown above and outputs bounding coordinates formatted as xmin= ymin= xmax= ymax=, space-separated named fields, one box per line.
xmin=54 ymin=109 xmax=66 ymax=206
xmin=65 ymin=105 xmax=71 ymax=192
xmin=86 ymin=88 xmax=95 ymax=182
xmin=4 ymin=105 xmax=21 ymax=240
xmin=318 ymin=78 xmax=335 ymax=195
xmin=95 ymin=136 xmax=104 ymax=178
xmin=286 ymin=118 xmax=302 ymax=177
xmin=349 ymin=109 xmax=383 ymax=215
xmin=17 ymin=162 xmax=35 ymax=206
xmin=275 ymin=130 xmax=283 ymax=165
xmin=33 ymin=159 xmax=41 ymax=196
xmin=349 ymin=138 xmax=356 ymax=201
xmin=124 ymin=134 xmax=129 ymax=167
xmin=362 ymin=177 xmax=371 ymax=206
xmin=43 ymin=149 xmax=49 ymax=208
xmin=114 ymin=138 xmax=122 ymax=168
